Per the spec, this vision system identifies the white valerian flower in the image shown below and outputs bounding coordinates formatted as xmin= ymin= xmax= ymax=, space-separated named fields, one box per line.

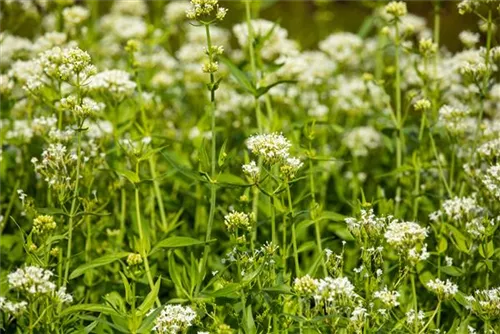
xmin=87 ymin=69 xmax=136 ymax=100
xmin=459 ymin=30 xmax=480 ymax=48
xmin=32 ymin=215 xmax=56 ymax=234
xmin=345 ymin=208 xmax=392 ymax=240
xmin=233 ymin=19 xmax=298 ymax=61
xmin=0 ymin=298 xmax=28 ymax=317
xmin=343 ymin=126 xmax=382 ymax=157
xmin=384 ymin=221 xmax=428 ymax=248
xmin=62 ymin=5 xmax=90 ymax=29
xmin=246 ymin=133 xmax=292 ymax=165
xmin=482 ymin=164 xmax=500 ymax=199
xmin=384 ymin=1 xmax=408 ymax=19
xmin=8 ymin=266 xmax=56 ymax=295
xmin=406 ymin=309 xmax=425 ymax=327
xmin=466 ymin=287 xmax=500 ymax=319
xmin=374 ymin=287 xmax=400 ymax=308
xmin=319 ymin=32 xmax=363 ymax=68
xmin=293 ymin=275 xmax=319 ymax=296
xmin=427 ymin=278 xmax=459 ymax=300
xmin=280 ymin=157 xmax=303 ymax=179
xmin=153 ymin=304 xmax=197 ymax=333
xmin=186 ymin=0 xmax=227 ymax=22
xmin=224 ymin=210 xmax=253 ymax=232
xmin=242 ymin=160 xmax=260 ymax=182
xmin=164 ymin=1 xmax=190 ymax=24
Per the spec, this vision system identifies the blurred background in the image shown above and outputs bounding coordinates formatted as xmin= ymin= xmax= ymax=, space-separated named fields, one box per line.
xmin=1 ymin=0 xmax=481 ymax=52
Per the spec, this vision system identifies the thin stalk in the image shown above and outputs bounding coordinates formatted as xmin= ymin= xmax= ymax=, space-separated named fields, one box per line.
xmin=198 ymin=23 xmax=218 ymax=295
xmin=287 ymin=183 xmax=300 ymax=277
xmin=429 ymin=132 xmax=452 ymax=197
xmin=394 ymin=20 xmax=403 ymax=216
xmin=134 ymin=180 xmax=161 ymax=308
xmin=308 ymin=127 xmax=326 ymax=276
xmin=63 ymin=129 xmax=82 ymax=286
xmin=149 ymin=157 xmax=168 ymax=231
xmin=411 ymin=273 xmax=418 ymax=333
xmin=419 ymin=300 xmax=441 ymax=334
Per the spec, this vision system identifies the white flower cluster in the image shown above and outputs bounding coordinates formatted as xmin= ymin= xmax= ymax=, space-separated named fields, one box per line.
xmin=0 ymin=297 xmax=28 ymax=317
xmin=438 ymin=104 xmax=475 ymax=136
xmin=319 ymin=32 xmax=363 ymax=68
xmin=224 ymin=210 xmax=253 ymax=232
xmin=87 ymin=69 xmax=136 ymax=101
xmin=153 ymin=304 xmax=197 ymax=334
xmin=185 ymin=0 xmax=227 ymax=22
xmin=345 ymin=208 xmax=394 ymax=240
xmin=374 ymin=287 xmax=400 ymax=308
xmin=429 ymin=195 xmax=490 ymax=239
xmin=426 ymin=278 xmax=459 ymax=300
xmin=343 ymin=126 xmax=383 ymax=157
xmin=233 ymin=19 xmax=298 ymax=61
xmin=246 ymin=133 xmax=303 ymax=180
xmin=246 ymin=133 xmax=291 ymax=164
xmin=6 ymin=266 xmax=72 ymax=304
xmin=384 ymin=221 xmax=429 ymax=264
xmin=465 ymin=287 xmax=500 ymax=319
xmin=293 ymin=275 xmax=359 ymax=306
xmin=482 ymin=164 xmax=500 ymax=200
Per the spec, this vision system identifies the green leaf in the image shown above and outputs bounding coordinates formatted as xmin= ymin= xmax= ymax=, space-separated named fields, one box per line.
xmin=244 ymin=305 xmax=257 ymax=334
xmin=219 ymin=56 xmax=256 ymax=95
xmin=437 ymin=237 xmax=448 ymax=253
xmin=114 ymin=169 xmax=140 ymax=184
xmin=218 ymin=139 xmax=228 ymax=167
xmin=217 ymin=173 xmax=251 ymax=187
xmin=209 ymin=283 xmax=240 ymax=299
xmin=140 ymin=146 xmax=168 ymax=162
xmin=69 ymin=252 xmax=130 ymax=280
xmin=151 ymin=236 xmax=212 ymax=254
xmin=256 ymin=80 xmax=297 ymax=98
xmin=441 ymin=266 xmax=464 ymax=277
xmin=119 ymin=272 xmax=132 ymax=305
xmin=60 ymin=304 xmax=121 ymax=318
xmin=320 ymin=211 xmax=345 ymax=222
xmin=137 ymin=278 xmax=161 ymax=316
xmin=36 ymin=207 xmax=68 ymax=216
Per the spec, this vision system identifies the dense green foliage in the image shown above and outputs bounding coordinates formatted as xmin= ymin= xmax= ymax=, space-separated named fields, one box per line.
xmin=0 ymin=0 xmax=499 ymax=333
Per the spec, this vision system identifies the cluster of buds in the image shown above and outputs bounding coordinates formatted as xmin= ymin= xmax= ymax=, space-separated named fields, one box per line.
xmin=224 ymin=210 xmax=253 ymax=233
xmin=186 ymin=0 xmax=227 ymax=23
xmin=32 ymin=215 xmax=56 ymax=235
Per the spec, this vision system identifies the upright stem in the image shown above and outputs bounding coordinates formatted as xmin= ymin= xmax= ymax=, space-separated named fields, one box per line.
xmin=134 ymin=177 xmax=161 ymax=308
xmin=149 ymin=158 xmax=168 ymax=231
xmin=394 ymin=20 xmax=403 ymax=216
xmin=287 ymin=183 xmax=300 ymax=277
xmin=198 ymin=23 xmax=218 ymax=294
xmin=308 ymin=124 xmax=326 ymax=276
xmin=411 ymin=273 xmax=418 ymax=333
xmin=63 ymin=129 xmax=82 ymax=286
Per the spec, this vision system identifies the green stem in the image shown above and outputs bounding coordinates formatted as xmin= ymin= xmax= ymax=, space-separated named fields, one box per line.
xmin=134 ymin=182 xmax=161 ymax=308
xmin=287 ymin=183 xmax=300 ymax=277
xmin=411 ymin=273 xmax=418 ymax=333
xmin=198 ymin=23 xmax=218 ymax=295
xmin=63 ymin=129 xmax=82 ymax=286
xmin=419 ymin=300 xmax=441 ymax=334
xmin=394 ymin=20 xmax=403 ymax=216
xmin=149 ymin=158 xmax=168 ymax=231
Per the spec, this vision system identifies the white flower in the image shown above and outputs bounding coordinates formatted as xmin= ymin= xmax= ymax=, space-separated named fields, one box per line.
xmin=87 ymin=69 xmax=136 ymax=100
xmin=374 ymin=287 xmax=400 ymax=307
xmin=153 ymin=304 xmax=197 ymax=333
xmin=343 ymin=126 xmax=382 ymax=157
xmin=280 ymin=157 xmax=303 ymax=179
xmin=246 ymin=133 xmax=292 ymax=165
xmin=427 ymin=278 xmax=458 ymax=299
xmin=8 ymin=266 xmax=56 ymax=295
xmin=242 ymin=160 xmax=260 ymax=182
xmin=63 ymin=5 xmax=90 ymax=28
